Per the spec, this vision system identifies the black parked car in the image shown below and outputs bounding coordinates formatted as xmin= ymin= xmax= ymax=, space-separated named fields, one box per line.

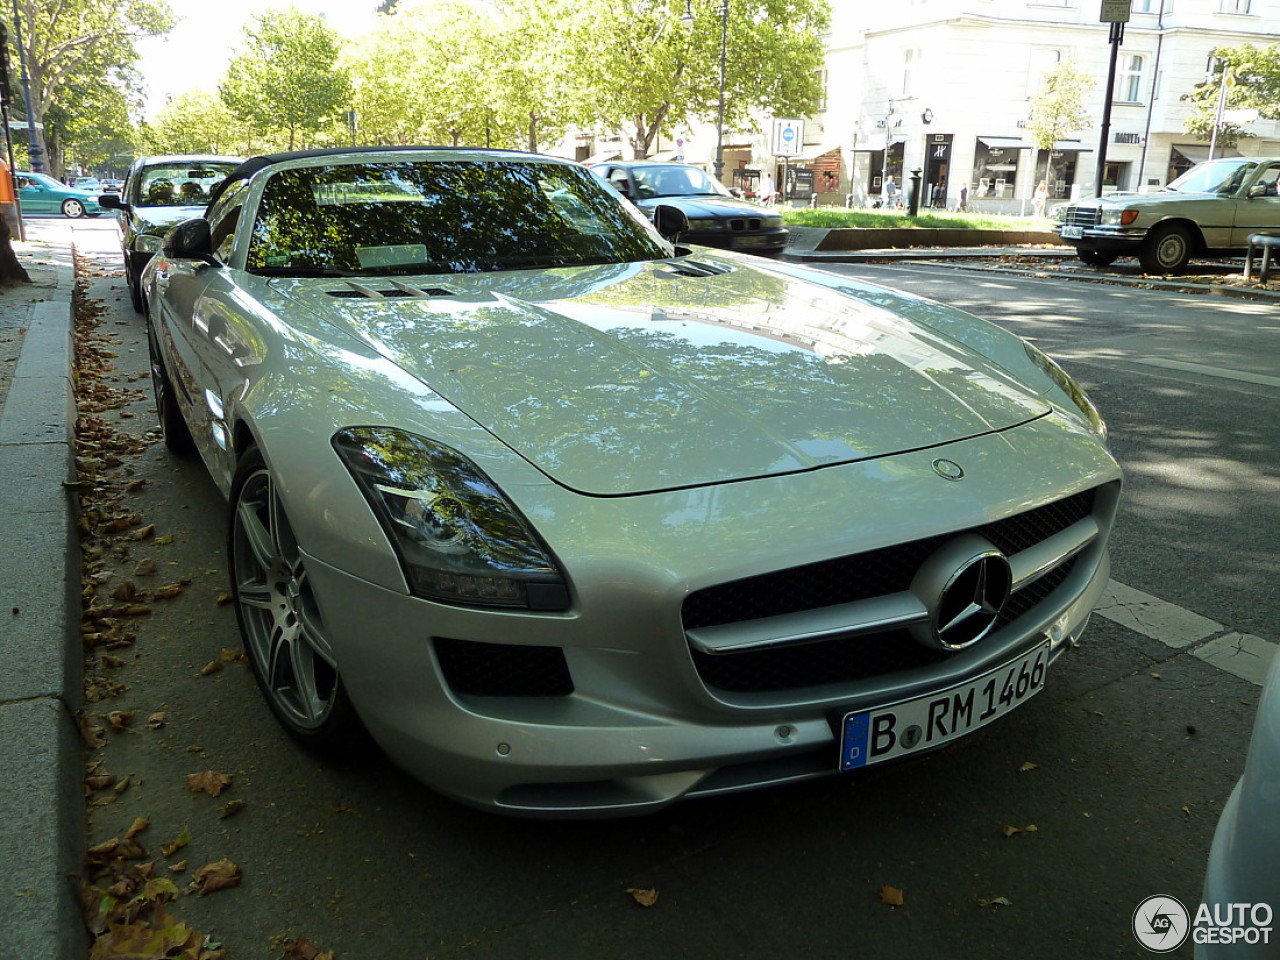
xmin=99 ymin=154 xmax=243 ymax=311
xmin=589 ymin=160 xmax=788 ymax=257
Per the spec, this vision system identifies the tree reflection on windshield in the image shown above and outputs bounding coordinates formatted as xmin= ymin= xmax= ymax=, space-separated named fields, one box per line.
xmin=246 ymin=160 xmax=670 ymax=276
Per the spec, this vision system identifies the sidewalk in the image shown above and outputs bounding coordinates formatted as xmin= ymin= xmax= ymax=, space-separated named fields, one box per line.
xmin=0 ymin=227 xmax=85 ymax=960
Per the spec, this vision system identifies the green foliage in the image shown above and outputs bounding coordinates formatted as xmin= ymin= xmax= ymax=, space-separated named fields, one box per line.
xmin=1182 ymin=44 xmax=1280 ymax=148
xmin=219 ymin=9 xmax=352 ymax=150
xmin=10 ymin=0 xmax=174 ymax=174
xmin=142 ymin=92 xmax=255 ymax=156
xmin=782 ymin=208 xmax=1046 ymax=230
xmin=1026 ymin=58 xmax=1094 ymax=151
xmin=571 ymin=0 xmax=830 ymax=157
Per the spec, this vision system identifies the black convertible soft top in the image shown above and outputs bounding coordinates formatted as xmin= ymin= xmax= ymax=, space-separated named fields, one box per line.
xmin=205 ymin=145 xmax=545 ymax=208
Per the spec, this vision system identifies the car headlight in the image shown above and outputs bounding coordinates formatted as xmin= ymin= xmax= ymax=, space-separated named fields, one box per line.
xmin=686 ymin=218 xmax=724 ymax=231
xmin=1098 ymin=208 xmax=1139 ymax=227
xmin=1024 ymin=344 xmax=1108 ymax=443
xmin=762 ymin=216 xmax=784 ymax=229
xmin=134 ymin=234 xmax=164 ymax=254
xmin=332 ymin=427 xmax=569 ymax=611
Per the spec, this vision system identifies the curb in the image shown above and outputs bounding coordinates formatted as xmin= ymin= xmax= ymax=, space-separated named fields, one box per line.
xmin=0 ymin=244 xmax=87 ymax=960
xmin=782 ymin=247 xmax=1280 ymax=303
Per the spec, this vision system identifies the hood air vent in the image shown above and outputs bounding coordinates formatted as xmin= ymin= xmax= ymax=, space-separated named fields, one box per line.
xmin=329 ymin=280 xmax=455 ymax=299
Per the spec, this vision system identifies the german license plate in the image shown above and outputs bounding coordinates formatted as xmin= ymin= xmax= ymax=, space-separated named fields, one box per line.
xmin=1061 ymin=225 xmax=1084 ymax=240
xmin=839 ymin=642 xmax=1049 ymax=770
xmin=734 ymin=235 xmax=771 ymax=248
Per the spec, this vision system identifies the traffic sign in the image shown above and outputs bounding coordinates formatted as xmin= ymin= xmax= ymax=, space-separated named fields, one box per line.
xmin=1100 ymin=0 xmax=1131 ymax=22
xmin=772 ymin=119 xmax=804 ymax=157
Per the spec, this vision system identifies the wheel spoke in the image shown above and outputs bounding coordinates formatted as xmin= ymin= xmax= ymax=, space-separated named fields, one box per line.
xmin=236 ymin=494 xmax=276 ymax=572
xmin=236 ymin=582 xmax=274 ymax=611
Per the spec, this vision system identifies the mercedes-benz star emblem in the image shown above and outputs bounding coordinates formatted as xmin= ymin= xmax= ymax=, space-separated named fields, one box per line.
xmin=909 ymin=535 xmax=1012 ymax=651
xmin=931 ymin=458 xmax=964 ymax=481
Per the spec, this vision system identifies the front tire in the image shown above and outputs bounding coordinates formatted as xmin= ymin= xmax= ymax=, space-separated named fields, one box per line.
xmin=146 ymin=325 xmax=195 ymax=455
xmin=1139 ymin=224 xmax=1194 ymax=274
xmin=61 ymin=198 xmax=85 ymax=218
xmin=1076 ymin=248 xmax=1118 ymax=267
xmin=127 ymin=262 xmax=144 ymax=313
xmin=229 ymin=447 xmax=363 ymax=755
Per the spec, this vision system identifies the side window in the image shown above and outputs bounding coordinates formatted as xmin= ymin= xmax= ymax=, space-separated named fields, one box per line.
xmin=606 ymin=169 xmax=631 ymax=194
xmin=207 ymin=179 xmax=250 ymax=262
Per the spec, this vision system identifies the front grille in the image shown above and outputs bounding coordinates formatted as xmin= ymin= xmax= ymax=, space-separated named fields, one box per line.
xmin=689 ymin=560 xmax=1075 ymax=693
xmin=434 ymin=637 xmax=573 ymax=697
xmin=682 ymin=489 xmax=1098 ymax=695
xmin=1061 ymin=207 xmax=1100 ymax=227
xmin=683 ymin=489 xmax=1095 ymax=630
xmin=726 ymin=217 xmax=764 ymax=233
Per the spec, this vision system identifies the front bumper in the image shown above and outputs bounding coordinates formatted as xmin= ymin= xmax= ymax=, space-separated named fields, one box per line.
xmin=300 ymin=418 xmax=1121 ymax=816
xmin=1055 ymin=224 xmax=1148 ymax=249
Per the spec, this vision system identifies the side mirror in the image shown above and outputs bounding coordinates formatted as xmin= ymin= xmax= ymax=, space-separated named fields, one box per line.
xmin=163 ymin=218 xmax=219 ymax=267
xmin=652 ymin=204 xmax=688 ymax=242
xmin=1248 ymin=183 xmax=1276 ymax=199
xmin=97 ymin=193 xmax=126 ymax=211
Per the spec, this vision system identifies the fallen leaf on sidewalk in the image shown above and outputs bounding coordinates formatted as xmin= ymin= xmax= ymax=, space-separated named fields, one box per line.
xmin=218 ymin=799 xmax=245 ymax=820
xmin=199 ymin=660 xmax=224 ymax=676
xmin=160 ymin=828 xmax=191 ymax=857
xmin=978 ymin=896 xmax=1014 ymax=908
xmin=1017 ymin=761 xmax=1038 ymax=773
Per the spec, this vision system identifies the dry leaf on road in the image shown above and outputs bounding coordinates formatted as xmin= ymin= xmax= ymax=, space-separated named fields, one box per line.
xmin=626 ymin=887 xmax=660 ymax=907
xmin=186 ymin=771 xmax=232 ymax=797
xmin=879 ymin=885 xmax=904 ymax=906
xmin=191 ymin=858 xmax=241 ymax=896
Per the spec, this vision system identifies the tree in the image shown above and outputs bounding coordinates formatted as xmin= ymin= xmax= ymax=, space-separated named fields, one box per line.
xmin=8 ymin=0 xmax=173 ymax=174
xmin=219 ymin=10 xmax=352 ymax=151
xmin=1182 ymin=44 xmax=1280 ymax=149
xmin=143 ymin=91 xmax=257 ymax=156
xmin=1026 ymin=58 xmax=1094 ymax=191
xmin=571 ymin=0 xmax=830 ymax=159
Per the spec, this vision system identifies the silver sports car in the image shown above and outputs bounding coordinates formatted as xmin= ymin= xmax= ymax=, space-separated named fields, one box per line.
xmin=143 ymin=147 xmax=1122 ymax=815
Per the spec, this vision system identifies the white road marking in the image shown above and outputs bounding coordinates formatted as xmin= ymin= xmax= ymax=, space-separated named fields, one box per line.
xmin=1096 ymin=580 xmax=1276 ymax=686
xmin=1135 ymin=357 xmax=1280 ymax=390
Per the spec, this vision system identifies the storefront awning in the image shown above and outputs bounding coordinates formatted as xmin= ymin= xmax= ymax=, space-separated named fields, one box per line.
xmin=581 ymin=149 xmax=622 ymax=166
xmin=789 ymin=143 xmax=843 ymax=163
xmin=978 ymin=137 xmax=1032 ymax=150
xmin=1172 ymin=144 xmax=1242 ymax=163
xmin=1049 ymin=141 xmax=1093 ymax=153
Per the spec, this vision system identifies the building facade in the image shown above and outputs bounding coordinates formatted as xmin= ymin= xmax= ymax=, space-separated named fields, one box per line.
xmin=787 ymin=0 xmax=1280 ymax=212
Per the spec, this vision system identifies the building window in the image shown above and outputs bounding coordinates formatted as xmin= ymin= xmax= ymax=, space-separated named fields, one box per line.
xmin=1027 ymin=47 xmax=1065 ymax=96
xmin=903 ymin=49 xmax=920 ymax=97
xmin=1219 ymin=0 xmax=1250 ymax=11
xmin=816 ymin=69 xmax=828 ymax=112
xmin=1131 ymin=0 xmax=1155 ymax=11
xmin=1116 ymin=54 xmax=1145 ymax=102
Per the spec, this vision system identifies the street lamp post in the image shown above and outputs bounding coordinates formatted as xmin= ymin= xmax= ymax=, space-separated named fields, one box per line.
xmin=683 ymin=0 xmax=730 ymax=184
xmin=9 ymin=0 xmax=43 ymax=173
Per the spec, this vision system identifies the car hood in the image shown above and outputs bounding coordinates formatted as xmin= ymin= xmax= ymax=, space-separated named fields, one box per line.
xmin=637 ymin=195 xmax=779 ymax=220
xmin=271 ymin=260 xmax=1051 ymax=495
xmin=1071 ymin=190 xmax=1217 ymax=210
xmin=132 ymin=205 xmax=207 ymax=236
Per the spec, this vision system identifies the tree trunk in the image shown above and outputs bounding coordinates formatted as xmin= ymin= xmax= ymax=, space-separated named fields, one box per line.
xmin=0 ymin=212 xmax=31 ymax=286
xmin=527 ymin=113 xmax=538 ymax=153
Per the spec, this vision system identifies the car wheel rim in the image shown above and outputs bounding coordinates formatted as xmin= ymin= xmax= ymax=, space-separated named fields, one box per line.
xmin=1157 ymin=235 xmax=1186 ymax=268
xmin=232 ymin=468 xmax=337 ymax=729
xmin=64 ymin=200 xmax=83 ymax=217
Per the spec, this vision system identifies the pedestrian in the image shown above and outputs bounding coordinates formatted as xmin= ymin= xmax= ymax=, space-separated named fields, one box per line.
xmin=758 ymin=171 xmax=776 ymax=205
xmin=959 ymin=184 xmax=969 ymax=212
xmin=1032 ymin=180 xmax=1048 ymax=218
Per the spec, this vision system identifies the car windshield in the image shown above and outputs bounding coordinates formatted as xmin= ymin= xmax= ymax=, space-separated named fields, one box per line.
xmin=631 ymin=165 xmax=732 ymax=199
xmin=1165 ymin=159 xmax=1258 ymax=195
xmin=246 ymin=159 xmax=671 ymax=276
xmin=137 ymin=162 xmax=240 ymax=207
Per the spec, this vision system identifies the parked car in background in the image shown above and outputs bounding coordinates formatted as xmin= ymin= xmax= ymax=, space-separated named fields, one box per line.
xmin=1053 ymin=157 xmax=1280 ymax=273
xmin=1197 ymin=646 xmax=1280 ymax=959
xmin=589 ymin=160 xmax=788 ymax=257
xmin=14 ymin=171 xmax=102 ymax=218
xmin=72 ymin=176 xmax=103 ymax=192
xmin=98 ymin=154 xmax=243 ymax=312
xmin=99 ymin=179 xmax=124 ymax=194
xmin=140 ymin=146 xmax=1120 ymax=816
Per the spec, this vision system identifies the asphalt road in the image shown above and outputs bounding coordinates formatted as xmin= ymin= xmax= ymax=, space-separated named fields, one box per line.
xmin=66 ymin=222 xmax=1271 ymax=960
